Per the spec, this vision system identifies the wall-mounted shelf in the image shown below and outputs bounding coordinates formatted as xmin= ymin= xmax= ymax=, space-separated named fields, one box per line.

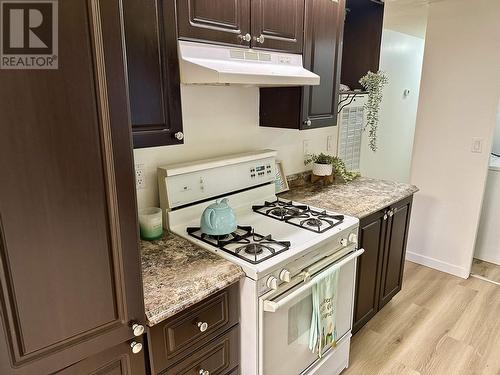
xmin=338 ymin=91 xmax=367 ymax=113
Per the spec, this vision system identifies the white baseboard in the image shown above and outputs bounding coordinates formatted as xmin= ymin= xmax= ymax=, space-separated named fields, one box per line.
xmin=406 ymin=251 xmax=470 ymax=279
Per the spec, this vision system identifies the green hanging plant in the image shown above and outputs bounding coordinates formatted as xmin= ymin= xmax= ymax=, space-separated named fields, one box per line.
xmin=359 ymin=71 xmax=389 ymax=152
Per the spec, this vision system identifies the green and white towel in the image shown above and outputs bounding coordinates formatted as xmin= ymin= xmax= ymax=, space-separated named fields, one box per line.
xmin=308 ymin=268 xmax=340 ymax=357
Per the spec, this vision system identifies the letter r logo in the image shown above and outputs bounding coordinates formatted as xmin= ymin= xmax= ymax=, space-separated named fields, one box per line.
xmin=2 ymin=1 xmax=55 ymax=54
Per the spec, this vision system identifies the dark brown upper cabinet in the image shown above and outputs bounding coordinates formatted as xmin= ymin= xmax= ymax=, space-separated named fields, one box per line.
xmin=123 ymin=0 xmax=184 ymax=148
xmin=0 ymin=0 xmax=146 ymax=373
xmin=341 ymin=0 xmax=384 ymax=90
xmin=251 ymin=0 xmax=304 ymax=53
xmin=259 ymin=0 xmax=345 ymax=129
xmin=177 ymin=0 xmax=304 ymax=53
xmin=177 ymin=0 xmax=252 ymax=47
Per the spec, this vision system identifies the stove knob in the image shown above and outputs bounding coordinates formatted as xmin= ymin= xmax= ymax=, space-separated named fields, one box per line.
xmin=348 ymin=233 xmax=358 ymax=244
xmin=279 ymin=269 xmax=291 ymax=283
xmin=266 ymin=276 xmax=278 ymax=290
xmin=340 ymin=238 xmax=348 ymax=247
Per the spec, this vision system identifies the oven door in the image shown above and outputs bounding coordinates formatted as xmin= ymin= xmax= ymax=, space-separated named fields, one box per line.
xmin=258 ymin=248 xmax=364 ymax=375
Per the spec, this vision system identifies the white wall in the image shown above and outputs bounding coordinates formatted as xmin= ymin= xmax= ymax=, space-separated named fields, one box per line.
xmin=360 ymin=28 xmax=425 ymax=183
xmin=407 ymin=0 xmax=500 ymax=278
xmin=134 ymin=85 xmax=338 ymax=208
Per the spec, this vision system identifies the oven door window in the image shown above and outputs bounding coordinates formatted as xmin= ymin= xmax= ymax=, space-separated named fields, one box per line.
xmin=261 ymin=259 xmax=355 ymax=375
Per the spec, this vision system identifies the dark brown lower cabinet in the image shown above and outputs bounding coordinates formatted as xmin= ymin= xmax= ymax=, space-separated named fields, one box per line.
xmin=149 ymin=283 xmax=240 ymax=375
xmin=353 ymin=195 xmax=413 ymax=334
xmin=0 ymin=0 xmax=146 ymax=373
xmin=55 ymin=338 xmax=147 ymax=375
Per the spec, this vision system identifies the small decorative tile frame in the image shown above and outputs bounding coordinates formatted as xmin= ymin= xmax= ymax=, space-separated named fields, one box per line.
xmin=275 ymin=161 xmax=289 ymax=193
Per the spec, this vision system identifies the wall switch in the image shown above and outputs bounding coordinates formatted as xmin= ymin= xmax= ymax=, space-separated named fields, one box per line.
xmin=471 ymin=137 xmax=483 ymax=153
xmin=327 ymin=136 xmax=334 ymax=152
xmin=135 ymin=163 xmax=146 ymax=189
xmin=303 ymin=140 xmax=310 ymax=155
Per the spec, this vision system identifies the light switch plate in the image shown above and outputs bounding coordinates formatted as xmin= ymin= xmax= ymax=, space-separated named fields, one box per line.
xmin=471 ymin=137 xmax=483 ymax=153
xmin=327 ymin=136 xmax=334 ymax=152
xmin=303 ymin=140 xmax=310 ymax=155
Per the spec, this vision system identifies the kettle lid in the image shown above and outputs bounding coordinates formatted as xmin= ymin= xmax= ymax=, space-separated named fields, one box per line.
xmin=207 ymin=198 xmax=230 ymax=209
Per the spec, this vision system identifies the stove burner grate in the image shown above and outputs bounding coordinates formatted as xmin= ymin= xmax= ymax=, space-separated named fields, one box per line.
xmin=253 ymin=199 xmax=345 ymax=233
xmin=187 ymin=226 xmax=290 ymax=264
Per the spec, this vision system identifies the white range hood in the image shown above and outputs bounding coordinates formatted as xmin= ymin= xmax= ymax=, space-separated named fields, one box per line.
xmin=178 ymin=40 xmax=320 ymax=87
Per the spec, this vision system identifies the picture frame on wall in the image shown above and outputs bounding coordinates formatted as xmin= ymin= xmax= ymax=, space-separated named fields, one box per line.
xmin=275 ymin=161 xmax=289 ymax=194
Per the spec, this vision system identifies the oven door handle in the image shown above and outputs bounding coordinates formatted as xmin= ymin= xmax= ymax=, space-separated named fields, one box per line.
xmin=263 ymin=248 xmax=364 ymax=313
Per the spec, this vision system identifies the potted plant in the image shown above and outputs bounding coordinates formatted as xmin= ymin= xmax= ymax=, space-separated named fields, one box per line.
xmin=304 ymin=153 xmax=360 ymax=182
xmin=304 ymin=153 xmax=334 ymax=176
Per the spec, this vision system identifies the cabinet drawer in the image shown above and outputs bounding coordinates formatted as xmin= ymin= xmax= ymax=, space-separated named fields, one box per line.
xmin=162 ymin=327 xmax=240 ymax=375
xmin=150 ymin=283 xmax=239 ymax=373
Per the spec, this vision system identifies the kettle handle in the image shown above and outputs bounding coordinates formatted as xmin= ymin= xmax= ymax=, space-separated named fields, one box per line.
xmin=206 ymin=208 xmax=215 ymax=230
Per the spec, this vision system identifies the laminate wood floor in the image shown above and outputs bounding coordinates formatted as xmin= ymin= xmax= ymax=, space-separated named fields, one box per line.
xmin=344 ymin=261 xmax=500 ymax=375
xmin=471 ymin=258 xmax=500 ymax=284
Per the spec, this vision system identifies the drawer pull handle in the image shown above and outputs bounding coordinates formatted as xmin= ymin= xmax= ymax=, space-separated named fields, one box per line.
xmin=197 ymin=321 xmax=209 ymax=332
xmin=199 ymin=369 xmax=210 ymax=375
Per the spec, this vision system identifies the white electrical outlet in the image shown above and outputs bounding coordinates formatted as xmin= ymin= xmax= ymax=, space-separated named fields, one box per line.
xmin=327 ymin=136 xmax=334 ymax=152
xmin=303 ymin=140 xmax=310 ymax=155
xmin=135 ymin=163 xmax=146 ymax=189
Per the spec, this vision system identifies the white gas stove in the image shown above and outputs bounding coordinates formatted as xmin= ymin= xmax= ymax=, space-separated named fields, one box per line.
xmin=159 ymin=150 xmax=363 ymax=375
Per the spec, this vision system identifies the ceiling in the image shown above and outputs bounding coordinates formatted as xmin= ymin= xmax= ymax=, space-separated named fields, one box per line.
xmin=383 ymin=0 xmax=432 ymax=38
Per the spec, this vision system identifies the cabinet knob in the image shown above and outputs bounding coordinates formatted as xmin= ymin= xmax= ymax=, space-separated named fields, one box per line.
xmin=254 ymin=34 xmax=265 ymax=44
xmin=197 ymin=321 xmax=209 ymax=332
xmin=238 ymin=33 xmax=251 ymax=42
xmin=383 ymin=213 xmax=388 ymax=221
xmin=130 ymin=341 xmax=143 ymax=354
xmin=132 ymin=323 xmax=145 ymax=337
xmin=388 ymin=209 xmax=394 ymax=217
xmin=174 ymin=132 xmax=184 ymax=141
xmin=305 ymin=119 xmax=312 ymax=127
xmin=199 ymin=370 xmax=210 ymax=375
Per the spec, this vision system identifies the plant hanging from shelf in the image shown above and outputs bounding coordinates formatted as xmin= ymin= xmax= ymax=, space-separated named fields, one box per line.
xmin=359 ymin=71 xmax=389 ymax=152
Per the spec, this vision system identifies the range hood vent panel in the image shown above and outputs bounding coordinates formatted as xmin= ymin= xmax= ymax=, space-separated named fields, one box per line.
xmin=178 ymin=40 xmax=320 ymax=87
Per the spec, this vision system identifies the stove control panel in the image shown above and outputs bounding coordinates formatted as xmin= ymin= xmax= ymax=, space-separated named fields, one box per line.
xmin=160 ymin=154 xmax=277 ymax=209
xmin=250 ymin=163 xmax=273 ymax=179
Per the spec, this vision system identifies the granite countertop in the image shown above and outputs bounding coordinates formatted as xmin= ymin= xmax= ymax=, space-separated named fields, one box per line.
xmin=280 ymin=176 xmax=418 ymax=219
xmin=141 ymin=233 xmax=244 ymax=326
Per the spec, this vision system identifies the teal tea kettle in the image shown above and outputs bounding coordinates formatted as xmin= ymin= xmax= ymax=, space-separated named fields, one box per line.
xmin=200 ymin=198 xmax=237 ymax=236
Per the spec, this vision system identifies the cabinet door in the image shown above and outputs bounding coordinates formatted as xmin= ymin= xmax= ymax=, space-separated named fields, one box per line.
xmin=177 ymin=0 xmax=251 ymax=46
xmin=352 ymin=209 xmax=386 ymax=334
xmin=301 ymin=0 xmax=345 ymax=129
xmin=55 ymin=339 xmax=147 ymax=375
xmin=341 ymin=0 xmax=384 ymax=90
xmin=379 ymin=196 xmax=413 ymax=309
xmin=251 ymin=0 xmax=305 ymax=53
xmin=123 ymin=0 xmax=183 ymax=148
xmin=0 ymin=1 xmax=145 ymax=373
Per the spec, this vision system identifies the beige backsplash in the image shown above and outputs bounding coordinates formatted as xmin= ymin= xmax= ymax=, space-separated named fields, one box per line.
xmin=134 ymin=85 xmax=339 ymax=209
